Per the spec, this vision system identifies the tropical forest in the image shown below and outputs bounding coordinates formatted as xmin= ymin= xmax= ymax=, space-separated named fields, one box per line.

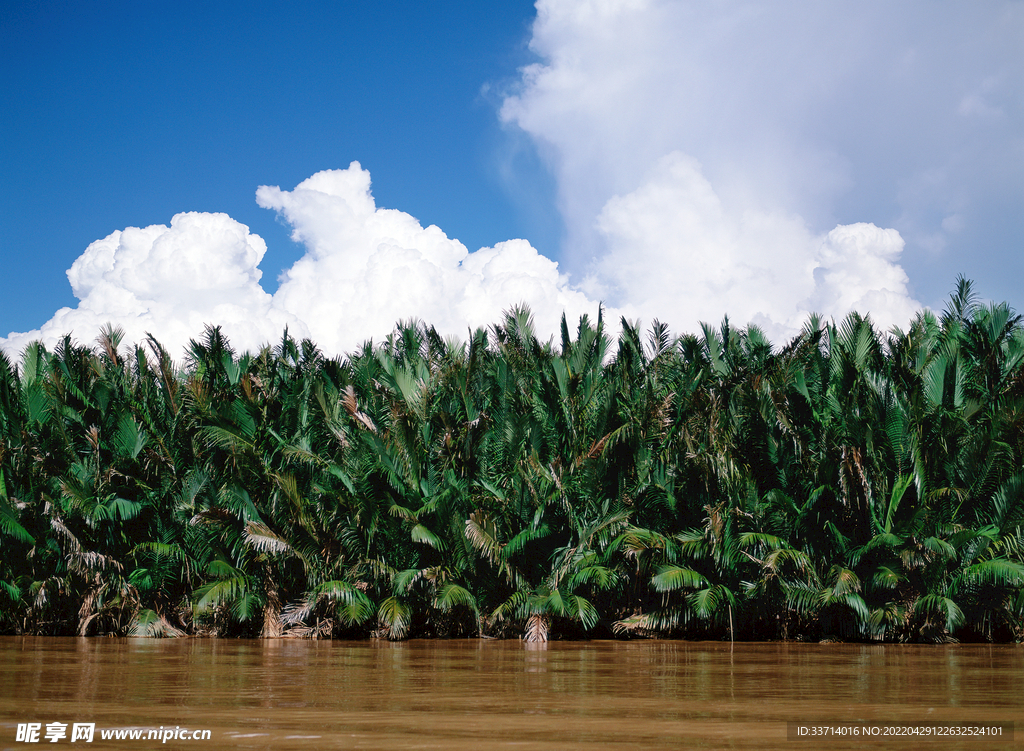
xmin=1 ymin=278 xmax=1023 ymax=643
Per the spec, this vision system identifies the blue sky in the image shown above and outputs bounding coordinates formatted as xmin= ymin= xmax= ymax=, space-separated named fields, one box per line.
xmin=2 ymin=1 xmax=1022 ymax=357
xmin=1 ymin=0 xmax=552 ymax=333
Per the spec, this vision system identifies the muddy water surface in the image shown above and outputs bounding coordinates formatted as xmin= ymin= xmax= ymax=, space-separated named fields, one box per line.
xmin=1 ymin=638 xmax=1021 ymax=750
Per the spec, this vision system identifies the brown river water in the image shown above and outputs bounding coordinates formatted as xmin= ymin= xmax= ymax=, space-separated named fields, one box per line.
xmin=1 ymin=637 xmax=1021 ymax=750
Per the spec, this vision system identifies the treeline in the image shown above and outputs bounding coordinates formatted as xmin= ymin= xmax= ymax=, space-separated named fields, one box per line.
xmin=1 ymin=278 xmax=1023 ymax=642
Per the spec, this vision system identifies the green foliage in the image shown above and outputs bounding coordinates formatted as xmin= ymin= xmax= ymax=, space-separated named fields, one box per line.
xmin=2 ymin=280 xmax=1024 ymax=642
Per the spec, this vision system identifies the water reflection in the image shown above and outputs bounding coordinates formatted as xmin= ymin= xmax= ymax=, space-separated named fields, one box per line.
xmin=1 ymin=638 xmax=1020 ymax=749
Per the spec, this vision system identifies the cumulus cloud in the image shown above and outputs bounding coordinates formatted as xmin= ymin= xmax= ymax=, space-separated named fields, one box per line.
xmin=587 ymin=152 xmax=918 ymax=339
xmin=7 ymin=1 xmax=1018 ymax=358
xmin=257 ymin=164 xmax=603 ymax=354
xmin=1 ymin=164 xmax=605 ymax=359
xmin=0 ymin=212 xmax=294 ymax=359
xmin=501 ymin=0 xmax=1022 ymax=334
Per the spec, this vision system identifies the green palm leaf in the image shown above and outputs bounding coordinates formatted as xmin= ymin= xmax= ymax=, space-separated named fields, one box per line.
xmin=377 ymin=596 xmax=412 ymax=640
xmin=410 ymin=523 xmax=444 ymax=549
xmin=651 ymin=565 xmax=707 ymax=592
xmin=434 ymin=583 xmax=478 ymax=614
xmin=914 ymin=593 xmax=965 ymax=633
xmin=315 ymin=580 xmax=376 ymax=626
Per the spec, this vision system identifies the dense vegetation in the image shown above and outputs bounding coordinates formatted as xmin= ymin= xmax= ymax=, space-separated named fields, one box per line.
xmin=1 ymin=279 xmax=1023 ymax=642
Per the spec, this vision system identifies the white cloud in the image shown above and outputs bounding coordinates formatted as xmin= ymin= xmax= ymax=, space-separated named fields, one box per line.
xmin=501 ymin=0 xmax=1023 ymax=334
xmin=1 ymin=164 xmax=605 ymax=360
xmin=808 ymin=223 xmax=919 ymax=332
xmin=588 ymin=152 xmax=917 ymax=339
xmin=7 ymin=1 xmax=1019 ymax=358
xmin=257 ymin=163 xmax=604 ymax=354
xmin=0 ymin=212 xmax=294 ymax=359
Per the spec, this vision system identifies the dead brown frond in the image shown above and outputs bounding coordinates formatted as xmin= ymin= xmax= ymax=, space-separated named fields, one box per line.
xmin=343 ymin=385 xmax=377 ymax=433
xmin=524 ymin=613 xmax=549 ymax=642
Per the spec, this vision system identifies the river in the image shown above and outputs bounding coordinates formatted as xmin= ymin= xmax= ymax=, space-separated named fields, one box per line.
xmin=1 ymin=637 xmax=1020 ymax=749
